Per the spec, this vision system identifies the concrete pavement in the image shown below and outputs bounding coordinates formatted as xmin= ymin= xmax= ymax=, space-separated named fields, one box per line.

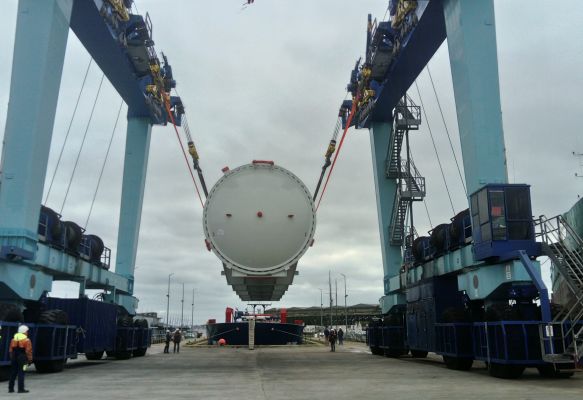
xmin=5 ymin=342 xmax=583 ymax=399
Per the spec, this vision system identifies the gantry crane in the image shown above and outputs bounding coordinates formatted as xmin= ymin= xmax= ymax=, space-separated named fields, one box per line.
xmin=0 ymin=0 xmax=187 ymax=372
xmin=337 ymin=0 xmax=583 ymax=378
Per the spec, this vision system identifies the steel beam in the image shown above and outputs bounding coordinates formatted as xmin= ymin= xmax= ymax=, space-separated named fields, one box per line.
xmin=0 ymin=0 xmax=73 ymax=255
xmin=114 ymin=116 xmax=152 ymax=287
xmin=369 ymin=122 xmax=404 ymax=313
xmin=442 ymin=0 xmax=508 ymax=195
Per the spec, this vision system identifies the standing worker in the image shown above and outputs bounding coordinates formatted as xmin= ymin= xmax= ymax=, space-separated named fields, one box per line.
xmin=329 ymin=328 xmax=337 ymax=352
xmin=164 ymin=330 xmax=172 ymax=354
xmin=324 ymin=326 xmax=330 ymax=343
xmin=338 ymin=328 xmax=344 ymax=346
xmin=8 ymin=325 xmax=33 ymax=394
xmin=173 ymin=329 xmax=182 ymax=353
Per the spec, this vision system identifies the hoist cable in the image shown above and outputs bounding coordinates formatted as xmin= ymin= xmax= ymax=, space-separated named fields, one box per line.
xmin=414 ymin=81 xmax=456 ymax=215
xmin=45 ymin=58 xmax=93 ymax=205
xmin=173 ymin=89 xmax=209 ymax=198
xmin=313 ymin=117 xmax=342 ymax=201
xmin=315 ymin=96 xmax=359 ymax=211
xmin=423 ymin=199 xmax=433 ymax=229
xmin=426 ymin=65 xmax=467 ymax=195
xmin=84 ymin=99 xmax=124 ymax=230
xmin=182 ymin=114 xmax=209 ymax=197
xmin=164 ymin=101 xmax=205 ymax=208
xmin=60 ymin=73 xmax=105 ymax=215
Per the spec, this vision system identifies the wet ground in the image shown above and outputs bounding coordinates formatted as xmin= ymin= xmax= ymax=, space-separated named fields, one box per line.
xmin=5 ymin=342 xmax=583 ymax=399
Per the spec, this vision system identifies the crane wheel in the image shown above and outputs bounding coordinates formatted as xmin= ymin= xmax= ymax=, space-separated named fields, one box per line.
xmin=443 ymin=355 xmax=473 ymax=371
xmin=0 ymin=303 xmax=24 ymax=322
xmin=34 ymin=360 xmax=65 ymax=373
xmin=536 ymin=365 xmax=574 ymax=378
xmin=488 ymin=363 xmax=525 ymax=379
xmin=85 ymin=351 xmax=104 ymax=360
xmin=411 ymin=350 xmax=428 ymax=358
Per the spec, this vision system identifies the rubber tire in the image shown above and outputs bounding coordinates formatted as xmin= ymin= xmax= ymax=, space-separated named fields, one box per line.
xmin=34 ymin=360 xmax=65 ymax=373
xmin=537 ymin=365 xmax=574 ymax=378
xmin=133 ymin=318 xmax=148 ymax=328
xmin=485 ymin=304 xmax=521 ymax=322
xmin=114 ymin=351 xmax=132 ymax=360
xmin=488 ymin=363 xmax=525 ymax=379
xmin=132 ymin=318 xmax=149 ymax=357
xmin=0 ymin=366 xmax=11 ymax=382
xmin=0 ymin=303 xmax=24 ymax=322
xmin=411 ymin=350 xmax=429 ymax=358
xmin=443 ymin=355 xmax=473 ymax=371
xmin=117 ymin=315 xmax=133 ymax=327
xmin=85 ymin=351 xmax=104 ymax=361
xmin=384 ymin=348 xmax=407 ymax=358
xmin=370 ymin=346 xmax=383 ymax=356
xmin=132 ymin=348 xmax=147 ymax=357
xmin=38 ymin=309 xmax=68 ymax=325
xmin=34 ymin=309 xmax=69 ymax=374
xmin=105 ymin=351 xmax=115 ymax=358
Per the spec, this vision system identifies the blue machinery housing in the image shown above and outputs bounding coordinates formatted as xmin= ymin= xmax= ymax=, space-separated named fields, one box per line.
xmin=347 ymin=1 xmax=583 ymax=378
xmin=0 ymin=0 xmax=182 ymax=373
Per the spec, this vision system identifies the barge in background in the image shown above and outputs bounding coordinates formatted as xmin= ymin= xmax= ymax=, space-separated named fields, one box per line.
xmin=206 ymin=307 xmax=304 ymax=345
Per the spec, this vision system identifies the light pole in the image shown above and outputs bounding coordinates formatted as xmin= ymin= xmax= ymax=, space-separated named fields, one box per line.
xmin=180 ymin=282 xmax=185 ymax=328
xmin=191 ymin=288 xmax=195 ymax=333
xmin=319 ymin=288 xmax=323 ymax=328
xmin=166 ymin=273 xmax=174 ymax=327
xmin=340 ymin=273 xmax=347 ymax=330
xmin=335 ymin=278 xmax=338 ymax=329
xmin=328 ymin=270 xmax=333 ymax=327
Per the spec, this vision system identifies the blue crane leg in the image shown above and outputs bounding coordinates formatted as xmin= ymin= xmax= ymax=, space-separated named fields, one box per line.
xmin=0 ymin=0 xmax=72 ymax=255
xmin=442 ymin=0 xmax=508 ymax=196
xmin=370 ymin=122 xmax=404 ymax=313
xmin=114 ymin=116 xmax=152 ymax=296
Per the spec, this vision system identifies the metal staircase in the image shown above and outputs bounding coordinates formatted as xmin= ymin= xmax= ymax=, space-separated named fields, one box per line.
xmin=536 ymin=215 xmax=583 ymax=366
xmin=386 ymin=96 xmax=424 ymax=246
xmin=386 ymin=96 xmax=421 ymax=179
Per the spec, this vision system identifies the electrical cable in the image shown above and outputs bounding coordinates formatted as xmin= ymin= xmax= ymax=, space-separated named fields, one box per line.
xmin=414 ymin=81 xmax=456 ymax=215
xmin=84 ymin=99 xmax=124 ymax=230
xmin=45 ymin=58 xmax=93 ymax=205
xmin=60 ymin=73 xmax=105 ymax=215
xmin=426 ymin=65 xmax=467 ymax=195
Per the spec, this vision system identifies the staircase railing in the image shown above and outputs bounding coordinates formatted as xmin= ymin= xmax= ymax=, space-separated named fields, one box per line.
xmin=536 ymin=215 xmax=583 ymax=365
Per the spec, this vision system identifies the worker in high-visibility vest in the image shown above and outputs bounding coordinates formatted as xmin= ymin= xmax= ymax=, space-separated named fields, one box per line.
xmin=8 ymin=325 xmax=33 ymax=394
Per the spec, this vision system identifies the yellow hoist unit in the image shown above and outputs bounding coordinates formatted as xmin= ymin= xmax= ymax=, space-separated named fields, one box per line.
xmin=391 ymin=0 xmax=417 ymax=29
xmin=107 ymin=0 xmax=130 ymax=22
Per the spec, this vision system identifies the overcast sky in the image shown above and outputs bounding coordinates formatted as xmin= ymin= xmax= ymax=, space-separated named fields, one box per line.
xmin=1 ymin=1 xmax=582 ymax=324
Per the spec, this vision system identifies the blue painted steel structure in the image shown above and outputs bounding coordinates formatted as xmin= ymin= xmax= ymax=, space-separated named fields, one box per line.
xmin=344 ymin=0 xmax=582 ymax=377
xmin=0 ymin=0 xmax=177 ymax=372
xmin=0 ymin=0 xmax=182 ymax=313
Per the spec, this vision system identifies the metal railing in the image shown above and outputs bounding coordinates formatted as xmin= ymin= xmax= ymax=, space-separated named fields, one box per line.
xmin=536 ymin=215 xmax=583 ymax=364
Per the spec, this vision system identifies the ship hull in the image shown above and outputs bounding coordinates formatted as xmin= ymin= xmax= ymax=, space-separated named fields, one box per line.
xmin=206 ymin=322 xmax=304 ymax=345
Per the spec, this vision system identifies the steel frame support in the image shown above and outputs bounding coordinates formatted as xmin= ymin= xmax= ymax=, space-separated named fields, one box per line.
xmin=114 ymin=116 xmax=152 ymax=294
xmin=0 ymin=0 xmax=73 ymax=302
xmin=442 ymin=0 xmax=508 ymax=196
xmin=370 ymin=122 xmax=404 ymax=313
xmin=0 ymin=0 xmax=72 ymax=254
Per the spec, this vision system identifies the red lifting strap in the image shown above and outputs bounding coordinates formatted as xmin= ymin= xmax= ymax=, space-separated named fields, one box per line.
xmin=315 ymin=97 xmax=359 ymax=211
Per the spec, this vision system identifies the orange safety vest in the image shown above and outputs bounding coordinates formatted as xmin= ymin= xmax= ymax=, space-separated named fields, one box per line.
xmin=9 ymin=332 xmax=33 ymax=363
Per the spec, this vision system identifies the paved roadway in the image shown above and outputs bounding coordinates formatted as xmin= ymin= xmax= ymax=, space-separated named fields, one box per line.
xmin=5 ymin=342 xmax=583 ymax=399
